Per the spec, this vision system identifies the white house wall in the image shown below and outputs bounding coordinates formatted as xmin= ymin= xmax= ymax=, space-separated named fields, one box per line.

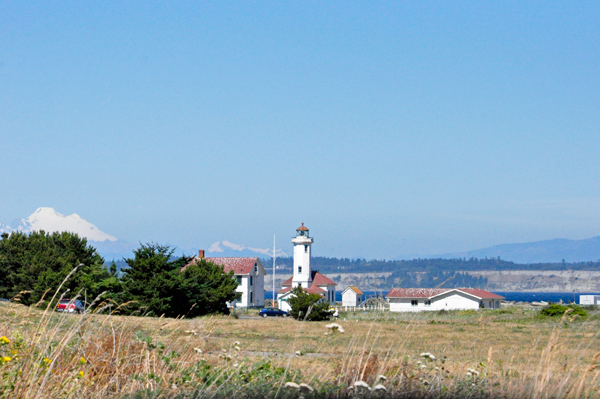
xmin=430 ymin=292 xmax=480 ymax=311
xmin=342 ymin=291 xmax=359 ymax=307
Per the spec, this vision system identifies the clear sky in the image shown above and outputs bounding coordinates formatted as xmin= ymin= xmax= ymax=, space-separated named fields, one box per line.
xmin=1 ymin=2 xmax=600 ymax=259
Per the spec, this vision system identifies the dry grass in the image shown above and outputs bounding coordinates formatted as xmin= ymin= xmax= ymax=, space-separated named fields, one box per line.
xmin=1 ymin=300 xmax=599 ymax=398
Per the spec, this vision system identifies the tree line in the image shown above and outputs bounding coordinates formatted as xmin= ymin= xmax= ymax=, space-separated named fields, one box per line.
xmin=265 ymin=256 xmax=600 ymax=273
xmin=0 ymin=231 xmax=238 ymax=317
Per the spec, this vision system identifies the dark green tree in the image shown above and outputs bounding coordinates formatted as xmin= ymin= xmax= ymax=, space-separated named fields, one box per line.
xmin=0 ymin=231 xmax=113 ymax=305
xmin=120 ymin=243 xmax=187 ymax=317
xmin=287 ymin=286 xmax=332 ymax=321
xmin=121 ymin=243 xmax=238 ymax=317
xmin=177 ymin=258 xmax=239 ymax=317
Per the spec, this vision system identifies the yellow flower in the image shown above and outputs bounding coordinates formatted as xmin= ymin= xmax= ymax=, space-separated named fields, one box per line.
xmin=78 ymin=371 xmax=84 ymax=378
xmin=0 ymin=336 xmax=9 ymax=345
xmin=11 ymin=350 xmax=18 ymax=355
xmin=2 ymin=357 xmax=11 ymax=362
xmin=43 ymin=358 xmax=50 ymax=363
xmin=79 ymin=356 xmax=87 ymax=364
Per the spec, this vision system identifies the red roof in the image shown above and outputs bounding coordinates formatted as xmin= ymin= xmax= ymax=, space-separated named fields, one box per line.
xmin=296 ymin=223 xmax=309 ymax=231
xmin=184 ymin=257 xmax=259 ymax=275
xmin=459 ymin=289 xmax=505 ymax=299
xmin=386 ymin=288 xmax=504 ymax=300
xmin=277 ymin=284 xmax=326 ymax=296
xmin=311 ymin=271 xmax=337 ymax=286
xmin=281 ymin=272 xmax=336 ymax=287
xmin=344 ymin=286 xmax=364 ymax=295
xmin=386 ymin=288 xmax=448 ymax=298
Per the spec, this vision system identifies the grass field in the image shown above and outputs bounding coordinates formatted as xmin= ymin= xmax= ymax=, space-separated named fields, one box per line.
xmin=1 ymin=301 xmax=599 ymax=398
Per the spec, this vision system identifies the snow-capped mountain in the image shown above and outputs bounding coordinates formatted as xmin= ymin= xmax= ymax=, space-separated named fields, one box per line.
xmin=25 ymin=207 xmax=117 ymax=241
xmin=0 ymin=207 xmax=134 ymax=260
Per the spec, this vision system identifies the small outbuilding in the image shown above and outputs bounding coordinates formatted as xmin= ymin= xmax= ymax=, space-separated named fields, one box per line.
xmin=580 ymin=295 xmax=600 ymax=305
xmin=386 ymin=288 xmax=504 ymax=312
xmin=342 ymin=286 xmax=364 ymax=307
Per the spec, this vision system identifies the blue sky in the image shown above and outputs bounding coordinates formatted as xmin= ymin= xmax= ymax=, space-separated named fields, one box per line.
xmin=1 ymin=2 xmax=600 ymax=259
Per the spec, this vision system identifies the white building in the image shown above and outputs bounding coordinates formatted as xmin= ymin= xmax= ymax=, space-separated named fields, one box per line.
xmin=386 ymin=288 xmax=504 ymax=312
xmin=342 ymin=286 xmax=364 ymax=307
xmin=277 ymin=224 xmax=337 ymax=312
xmin=580 ymin=295 xmax=600 ymax=305
xmin=186 ymin=251 xmax=266 ymax=308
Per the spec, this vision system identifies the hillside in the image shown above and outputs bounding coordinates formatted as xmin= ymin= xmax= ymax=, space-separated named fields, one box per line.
xmin=437 ymin=236 xmax=600 ymax=263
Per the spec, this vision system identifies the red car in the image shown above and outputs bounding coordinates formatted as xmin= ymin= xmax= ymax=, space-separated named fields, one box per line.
xmin=57 ymin=299 xmax=85 ymax=314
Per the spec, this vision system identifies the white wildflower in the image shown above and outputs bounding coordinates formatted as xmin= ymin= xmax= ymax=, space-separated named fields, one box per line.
xmin=377 ymin=375 xmax=387 ymax=382
xmin=325 ymin=323 xmax=345 ymax=333
xmin=467 ymin=368 xmax=479 ymax=376
xmin=373 ymin=384 xmax=387 ymax=392
xmin=295 ymin=351 xmax=302 ymax=357
xmin=184 ymin=330 xmax=197 ymax=336
xmin=193 ymin=348 xmax=203 ymax=354
xmin=299 ymin=383 xmax=314 ymax=393
xmin=171 ymin=384 xmax=177 ymax=389
xmin=466 ymin=372 xmax=472 ymax=377
xmin=354 ymin=381 xmax=372 ymax=391
xmin=234 ymin=341 xmax=240 ymax=346
xmin=234 ymin=346 xmax=241 ymax=352
xmin=434 ymin=367 xmax=439 ymax=370
xmin=233 ymin=363 xmax=239 ymax=368
xmin=420 ymin=364 xmax=427 ymax=369
xmin=285 ymin=382 xmax=300 ymax=389
xmin=420 ymin=352 xmax=436 ymax=360
xmin=416 ymin=361 xmax=422 ymax=365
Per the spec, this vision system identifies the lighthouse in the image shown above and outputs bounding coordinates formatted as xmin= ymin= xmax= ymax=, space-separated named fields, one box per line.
xmin=277 ymin=223 xmax=338 ymax=311
xmin=292 ymin=223 xmax=313 ymax=288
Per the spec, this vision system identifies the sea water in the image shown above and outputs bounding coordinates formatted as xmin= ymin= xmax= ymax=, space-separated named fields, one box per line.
xmin=264 ymin=290 xmax=600 ymax=304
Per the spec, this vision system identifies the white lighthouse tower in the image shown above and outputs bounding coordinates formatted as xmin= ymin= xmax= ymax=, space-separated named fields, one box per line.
xmin=277 ymin=223 xmax=337 ymax=311
xmin=291 ymin=223 xmax=313 ymax=288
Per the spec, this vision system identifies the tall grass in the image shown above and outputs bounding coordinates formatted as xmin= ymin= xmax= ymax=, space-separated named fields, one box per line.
xmin=1 ymin=284 xmax=599 ymax=397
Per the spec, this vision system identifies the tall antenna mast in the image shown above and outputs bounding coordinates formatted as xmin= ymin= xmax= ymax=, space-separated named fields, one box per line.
xmin=272 ymin=234 xmax=276 ymax=307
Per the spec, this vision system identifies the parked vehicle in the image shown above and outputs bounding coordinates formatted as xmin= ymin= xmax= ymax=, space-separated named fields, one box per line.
xmin=258 ymin=307 xmax=289 ymax=318
xmin=57 ymin=299 xmax=85 ymax=314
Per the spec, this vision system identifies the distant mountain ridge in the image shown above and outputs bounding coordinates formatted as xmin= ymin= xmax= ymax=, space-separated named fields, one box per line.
xmin=437 ymin=236 xmax=600 ymax=263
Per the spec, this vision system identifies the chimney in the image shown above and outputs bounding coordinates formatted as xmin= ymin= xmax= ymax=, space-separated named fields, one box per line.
xmin=198 ymin=249 xmax=205 ymax=259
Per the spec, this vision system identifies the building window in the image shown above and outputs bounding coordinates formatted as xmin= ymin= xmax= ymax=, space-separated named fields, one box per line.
xmin=411 ymin=300 xmax=418 ymax=306
xmin=425 ymin=300 xmax=431 ymax=306
xmin=236 ymin=276 xmax=242 ymax=286
xmin=250 ymin=276 xmax=253 ymax=286
xmin=298 ymin=266 xmax=302 ymax=274
xmin=250 ymin=292 xmax=253 ymax=304
xmin=304 ymin=245 xmax=308 ymax=252
xmin=255 ymin=263 xmax=258 ymax=273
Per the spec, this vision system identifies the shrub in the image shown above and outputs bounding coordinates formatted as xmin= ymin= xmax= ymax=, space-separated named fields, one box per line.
xmin=288 ymin=286 xmax=333 ymax=321
xmin=540 ymin=303 xmax=587 ymax=318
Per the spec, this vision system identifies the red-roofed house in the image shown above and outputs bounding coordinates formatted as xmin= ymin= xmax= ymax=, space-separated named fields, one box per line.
xmin=277 ymin=224 xmax=337 ymax=312
xmin=386 ymin=288 xmax=504 ymax=312
xmin=186 ymin=251 xmax=266 ymax=308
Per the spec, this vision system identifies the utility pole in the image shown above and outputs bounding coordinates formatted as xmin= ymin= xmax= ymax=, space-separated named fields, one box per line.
xmin=272 ymin=234 xmax=276 ymax=308
xmin=374 ymin=264 xmax=377 ymax=299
